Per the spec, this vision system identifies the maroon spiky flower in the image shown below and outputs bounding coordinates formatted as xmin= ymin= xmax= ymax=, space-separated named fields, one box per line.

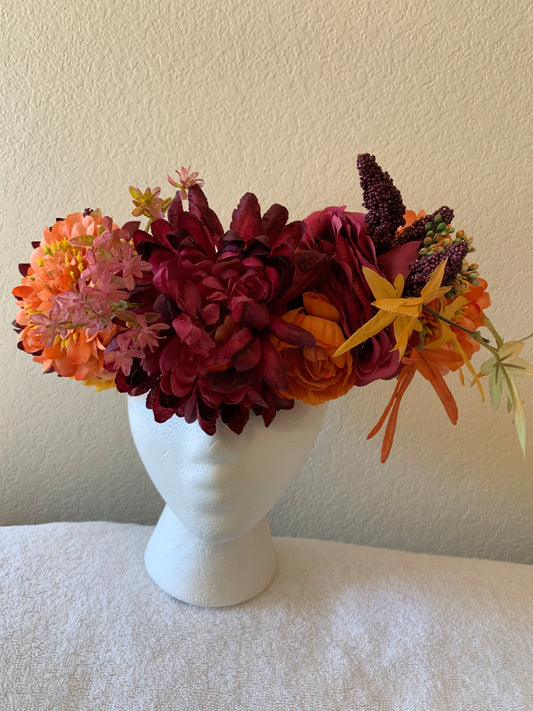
xmin=108 ymin=185 xmax=330 ymax=434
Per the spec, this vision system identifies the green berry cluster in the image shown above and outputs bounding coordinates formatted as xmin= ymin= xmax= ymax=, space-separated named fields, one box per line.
xmin=417 ymin=216 xmax=480 ymax=297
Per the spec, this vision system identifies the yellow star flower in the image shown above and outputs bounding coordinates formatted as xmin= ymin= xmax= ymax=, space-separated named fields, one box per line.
xmin=335 ymin=260 xmax=449 ymax=359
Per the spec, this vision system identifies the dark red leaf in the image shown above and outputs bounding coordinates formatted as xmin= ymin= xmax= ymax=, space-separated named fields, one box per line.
xmin=278 ymin=220 xmax=305 ymax=249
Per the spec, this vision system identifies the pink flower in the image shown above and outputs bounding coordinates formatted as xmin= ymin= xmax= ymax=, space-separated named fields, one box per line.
xmin=167 ymin=166 xmax=205 ymax=201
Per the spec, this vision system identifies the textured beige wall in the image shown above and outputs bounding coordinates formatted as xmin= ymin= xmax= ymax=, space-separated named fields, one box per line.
xmin=1 ymin=0 xmax=532 ymax=562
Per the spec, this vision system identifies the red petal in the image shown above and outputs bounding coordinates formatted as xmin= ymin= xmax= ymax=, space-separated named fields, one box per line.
xmin=217 ymin=327 xmax=254 ymax=361
xmin=261 ymin=337 xmax=290 ymax=390
xmin=230 ymin=193 xmax=261 ymax=242
xmin=269 ymin=315 xmax=316 ymax=348
xmin=167 ymin=194 xmax=184 ymax=226
xmin=258 ymin=204 xmax=288 ymax=242
xmin=233 ymin=337 xmax=262 ymax=371
xmin=187 ymin=185 xmax=224 ymax=240
xmin=201 ymin=303 xmax=220 ymax=326
xmin=275 ymin=251 xmax=332 ymax=306
xmin=240 ymin=302 xmax=270 ymax=329
xmin=377 ymin=240 xmax=422 ymax=284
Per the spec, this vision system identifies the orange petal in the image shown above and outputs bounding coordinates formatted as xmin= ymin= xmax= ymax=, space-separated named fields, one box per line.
xmin=368 ymin=365 xmax=417 ymax=463
xmin=414 ymin=352 xmax=458 ymax=425
xmin=299 ymin=314 xmax=345 ymax=348
xmin=302 ymin=292 xmax=341 ymax=322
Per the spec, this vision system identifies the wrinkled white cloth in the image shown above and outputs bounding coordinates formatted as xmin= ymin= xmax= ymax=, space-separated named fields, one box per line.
xmin=1 ymin=521 xmax=532 ymax=711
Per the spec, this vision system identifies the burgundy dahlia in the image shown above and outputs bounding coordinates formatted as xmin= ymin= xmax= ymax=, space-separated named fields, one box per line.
xmin=110 ymin=185 xmax=329 ymax=434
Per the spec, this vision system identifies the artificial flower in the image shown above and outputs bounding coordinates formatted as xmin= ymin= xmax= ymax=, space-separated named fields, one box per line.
xmin=12 ymin=212 xmax=161 ymax=387
xmin=167 ymin=166 xmax=205 ymax=200
xmin=272 ymin=292 xmax=357 ymax=405
xmin=368 ymin=346 xmax=462 ymax=463
xmin=422 ymin=279 xmax=490 ymax=372
xmin=13 ymin=211 xmax=118 ymax=385
xmin=356 ymin=152 xmax=407 ymax=252
xmin=302 ymin=205 xmax=420 ymax=385
xmin=399 ymin=209 xmax=426 ymax=231
xmin=129 ymin=186 xmax=171 ymax=223
xmin=335 ymin=260 xmax=449 ymax=360
xmin=13 ymin=155 xmax=530 ymax=458
xmin=111 ymin=186 xmax=329 ymax=434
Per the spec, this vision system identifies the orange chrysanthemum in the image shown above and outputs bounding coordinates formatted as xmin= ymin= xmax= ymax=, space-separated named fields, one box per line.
xmin=424 ymin=278 xmax=491 ymax=374
xmin=13 ymin=211 xmax=117 ymax=387
xmin=272 ymin=292 xmax=357 ymax=405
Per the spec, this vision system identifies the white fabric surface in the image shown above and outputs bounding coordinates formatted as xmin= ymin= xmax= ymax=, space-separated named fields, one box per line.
xmin=1 ymin=522 xmax=532 ymax=711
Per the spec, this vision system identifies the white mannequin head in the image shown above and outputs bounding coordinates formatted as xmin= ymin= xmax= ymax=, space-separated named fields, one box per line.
xmin=129 ymin=396 xmax=327 ymax=543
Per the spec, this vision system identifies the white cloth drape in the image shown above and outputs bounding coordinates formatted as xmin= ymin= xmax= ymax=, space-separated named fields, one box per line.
xmin=1 ymin=522 xmax=532 ymax=710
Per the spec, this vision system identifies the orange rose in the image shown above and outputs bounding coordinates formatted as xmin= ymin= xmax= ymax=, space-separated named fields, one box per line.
xmin=272 ymin=292 xmax=357 ymax=405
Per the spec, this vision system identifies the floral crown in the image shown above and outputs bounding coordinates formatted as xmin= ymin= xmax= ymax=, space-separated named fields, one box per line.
xmin=13 ymin=156 xmax=532 ymax=461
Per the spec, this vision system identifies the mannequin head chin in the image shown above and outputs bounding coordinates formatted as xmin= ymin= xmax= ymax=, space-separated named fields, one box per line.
xmin=129 ymin=396 xmax=328 ymax=543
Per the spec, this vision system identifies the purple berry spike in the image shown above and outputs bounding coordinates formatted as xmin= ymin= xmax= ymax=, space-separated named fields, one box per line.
xmin=357 ymin=153 xmax=406 ymax=252
xmin=406 ymin=240 xmax=469 ymax=296
xmin=396 ymin=206 xmax=454 ymax=246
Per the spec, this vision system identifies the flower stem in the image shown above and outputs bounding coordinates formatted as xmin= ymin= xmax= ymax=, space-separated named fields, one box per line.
xmin=422 ymin=304 xmax=500 ymax=357
xmin=422 ymin=304 xmax=476 ymax=336
xmin=482 ymin=315 xmax=504 ymax=349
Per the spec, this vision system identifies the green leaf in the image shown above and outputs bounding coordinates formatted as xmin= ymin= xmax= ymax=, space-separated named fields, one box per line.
xmin=506 ymin=358 xmax=533 ymax=378
xmin=499 ymin=341 xmax=525 ymax=360
xmin=480 ymin=355 xmax=496 ymax=376
xmin=69 ymin=234 xmax=95 ymax=247
xmin=488 ymin=370 xmax=503 ymax=411
xmin=510 ymin=381 xmax=527 ymax=457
